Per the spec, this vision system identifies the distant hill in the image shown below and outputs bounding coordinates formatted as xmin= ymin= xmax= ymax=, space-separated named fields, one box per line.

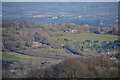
xmin=2 ymin=2 xmax=118 ymax=27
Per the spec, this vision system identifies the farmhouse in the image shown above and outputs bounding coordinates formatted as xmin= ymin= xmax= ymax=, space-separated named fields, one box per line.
xmin=66 ymin=29 xmax=78 ymax=33
xmin=71 ymin=30 xmax=78 ymax=33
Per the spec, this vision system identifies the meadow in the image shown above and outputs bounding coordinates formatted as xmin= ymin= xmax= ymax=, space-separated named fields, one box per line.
xmin=50 ymin=33 xmax=118 ymax=42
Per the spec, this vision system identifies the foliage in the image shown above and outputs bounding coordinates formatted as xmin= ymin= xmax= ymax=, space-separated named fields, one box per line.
xmin=27 ymin=56 xmax=119 ymax=78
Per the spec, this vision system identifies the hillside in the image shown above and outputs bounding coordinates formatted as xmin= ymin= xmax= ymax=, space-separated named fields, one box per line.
xmin=2 ymin=20 xmax=119 ymax=78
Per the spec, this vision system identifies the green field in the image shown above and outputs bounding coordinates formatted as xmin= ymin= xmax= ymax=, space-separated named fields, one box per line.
xmin=50 ymin=33 xmax=118 ymax=42
xmin=2 ymin=52 xmax=21 ymax=61
xmin=50 ymin=33 xmax=119 ymax=54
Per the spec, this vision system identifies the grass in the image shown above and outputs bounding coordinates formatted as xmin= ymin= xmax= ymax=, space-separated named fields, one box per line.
xmin=2 ymin=52 xmax=21 ymax=61
xmin=50 ymin=33 xmax=118 ymax=42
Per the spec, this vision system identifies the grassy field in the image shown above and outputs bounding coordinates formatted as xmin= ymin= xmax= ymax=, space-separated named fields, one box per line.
xmin=50 ymin=33 xmax=119 ymax=54
xmin=2 ymin=52 xmax=21 ymax=61
xmin=50 ymin=33 xmax=118 ymax=42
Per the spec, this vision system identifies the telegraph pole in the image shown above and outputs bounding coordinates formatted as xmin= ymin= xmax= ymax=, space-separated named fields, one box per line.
xmin=100 ymin=20 xmax=103 ymax=33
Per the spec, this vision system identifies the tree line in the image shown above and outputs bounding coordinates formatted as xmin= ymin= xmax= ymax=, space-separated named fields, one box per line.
xmin=27 ymin=56 xmax=119 ymax=78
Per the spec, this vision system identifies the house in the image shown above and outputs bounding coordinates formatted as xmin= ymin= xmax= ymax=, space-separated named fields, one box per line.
xmin=71 ymin=30 xmax=77 ymax=33
xmin=66 ymin=29 xmax=78 ymax=33
xmin=52 ymin=16 xmax=58 ymax=19
xmin=32 ymin=41 xmax=42 ymax=47
xmin=10 ymin=70 xmax=15 ymax=73
xmin=107 ymin=52 xmax=110 ymax=55
xmin=100 ymin=31 xmax=105 ymax=34
xmin=110 ymin=58 xmax=117 ymax=60
xmin=65 ymin=29 xmax=71 ymax=32
xmin=33 ymin=42 xmax=39 ymax=44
